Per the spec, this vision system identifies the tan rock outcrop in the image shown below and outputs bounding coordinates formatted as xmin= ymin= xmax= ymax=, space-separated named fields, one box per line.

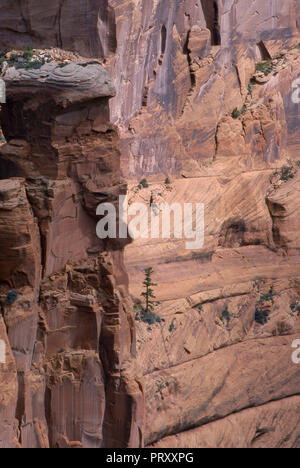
xmin=0 ymin=0 xmax=300 ymax=449
xmin=150 ymin=396 xmax=300 ymax=448
xmin=0 ymin=56 xmax=142 ymax=448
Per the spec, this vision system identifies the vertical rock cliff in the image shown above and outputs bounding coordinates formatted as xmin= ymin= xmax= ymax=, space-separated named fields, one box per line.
xmin=0 ymin=61 xmax=143 ymax=448
xmin=0 ymin=0 xmax=300 ymax=448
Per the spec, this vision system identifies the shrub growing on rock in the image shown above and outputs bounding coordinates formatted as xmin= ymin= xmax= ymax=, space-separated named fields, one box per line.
xmin=139 ymin=178 xmax=149 ymax=188
xmin=232 ymin=107 xmax=241 ymax=119
xmin=5 ymin=290 xmax=18 ymax=305
xmin=279 ymin=165 xmax=295 ymax=182
xmin=255 ymin=308 xmax=269 ymax=325
xmin=169 ymin=318 xmax=176 ymax=333
xmin=221 ymin=305 xmax=231 ymax=323
xmin=23 ymin=48 xmax=34 ymax=61
xmin=256 ymin=60 xmax=273 ymax=76
xmin=25 ymin=60 xmax=43 ymax=69
xmin=290 ymin=302 xmax=300 ymax=315
xmin=258 ymin=286 xmax=280 ymax=304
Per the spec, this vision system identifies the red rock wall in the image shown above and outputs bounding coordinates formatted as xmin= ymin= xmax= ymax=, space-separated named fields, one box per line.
xmin=0 ymin=0 xmax=300 ymax=449
xmin=0 ymin=62 xmax=143 ymax=448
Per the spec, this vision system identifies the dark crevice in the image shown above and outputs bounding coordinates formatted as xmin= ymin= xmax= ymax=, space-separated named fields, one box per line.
xmin=0 ymin=158 xmax=22 ymax=179
xmin=57 ymin=0 xmax=64 ymax=48
xmin=142 ymin=85 xmax=150 ymax=107
xmin=214 ymin=123 xmax=219 ymax=160
xmin=183 ymin=30 xmax=196 ymax=90
xmin=158 ymin=25 xmax=167 ymax=66
xmin=201 ymin=0 xmax=221 ymax=46
xmin=251 ymin=426 xmax=275 ymax=444
xmin=15 ymin=371 xmax=25 ymax=445
xmin=25 ymin=186 xmax=47 ymax=278
xmin=257 ymin=41 xmax=271 ymax=61
xmin=44 ymin=386 xmax=53 ymax=447
xmin=161 ymin=25 xmax=167 ymax=57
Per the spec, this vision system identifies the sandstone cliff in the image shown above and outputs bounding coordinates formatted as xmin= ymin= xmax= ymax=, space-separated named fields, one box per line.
xmin=0 ymin=0 xmax=300 ymax=449
xmin=0 ymin=55 xmax=142 ymax=448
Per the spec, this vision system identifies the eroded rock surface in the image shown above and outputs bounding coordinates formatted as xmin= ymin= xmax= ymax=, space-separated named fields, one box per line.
xmin=0 ymin=0 xmax=300 ymax=449
xmin=0 ymin=57 xmax=142 ymax=448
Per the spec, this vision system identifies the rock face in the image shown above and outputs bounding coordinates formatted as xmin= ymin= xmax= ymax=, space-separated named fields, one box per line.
xmin=0 ymin=59 xmax=142 ymax=448
xmin=0 ymin=0 xmax=300 ymax=449
xmin=0 ymin=0 xmax=117 ymax=59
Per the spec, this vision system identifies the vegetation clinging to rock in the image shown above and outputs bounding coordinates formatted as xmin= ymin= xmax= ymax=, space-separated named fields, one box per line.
xmin=135 ymin=267 xmax=162 ymax=326
xmin=5 ymin=290 xmax=18 ymax=305
xmin=255 ymin=60 xmax=274 ymax=76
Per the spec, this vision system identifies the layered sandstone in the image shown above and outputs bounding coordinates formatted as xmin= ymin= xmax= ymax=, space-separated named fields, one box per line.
xmin=0 ymin=56 xmax=142 ymax=448
xmin=0 ymin=0 xmax=300 ymax=449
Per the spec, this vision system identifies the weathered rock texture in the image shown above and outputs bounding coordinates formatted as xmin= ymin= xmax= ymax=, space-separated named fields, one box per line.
xmin=0 ymin=59 xmax=142 ymax=448
xmin=0 ymin=0 xmax=300 ymax=449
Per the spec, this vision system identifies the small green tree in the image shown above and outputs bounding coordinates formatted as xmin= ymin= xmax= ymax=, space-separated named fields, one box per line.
xmin=141 ymin=267 xmax=157 ymax=314
xmin=139 ymin=178 xmax=149 ymax=188
xmin=232 ymin=107 xmax=241 ymax=119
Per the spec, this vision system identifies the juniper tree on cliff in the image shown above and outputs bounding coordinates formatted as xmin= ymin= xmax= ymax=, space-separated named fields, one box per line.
xmin=141 ymin=267 xmax=157 ymax=314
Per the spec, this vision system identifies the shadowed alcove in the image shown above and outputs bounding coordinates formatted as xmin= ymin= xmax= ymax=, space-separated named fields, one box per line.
xmin=201 ymin=0 xmax=221 ymax=45
xmin=0 ymin=157 xmax=22 ymax=180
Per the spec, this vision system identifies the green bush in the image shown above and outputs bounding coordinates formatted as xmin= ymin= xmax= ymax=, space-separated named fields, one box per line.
xmin=221 ymin=305 xmax=231 ymax=323
xmin=258 ymin=286 xmax=280 ymax=305
xmin=58 ymin=62 xmax=69 ymax=68
xmin=256 ymin=60 xmax=273 ymax=76
xmin=5 ymin=290 xmax=18 ymax=305
xmin=255 ymin=308 xmax=269 ymax=325
xmin=25 ymin=60 xmax=43 ymax=70
xmin=139 ymin=178 xmax=149 ymax=188
xmin=156 ymin=381 xmax=169 ymax=394
xmin=290 ymin=302 xmax=300 ymax=315
xmin=169 ymin=318 xmax=176 ymax=333
xmin=135 ymin=307 xmax=162 ymax=325
xmin=0 ymin=47 xmax=46 ymax=71
xmin=280 ymin=165 xmax=295 ymax=182
xmin=232 ymin=108 xmax=241 ymax=119
xmin=165 ymin=177 xmax=171 ymax=185
xmin=23 ymin=49 xmax=34 ymax=61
